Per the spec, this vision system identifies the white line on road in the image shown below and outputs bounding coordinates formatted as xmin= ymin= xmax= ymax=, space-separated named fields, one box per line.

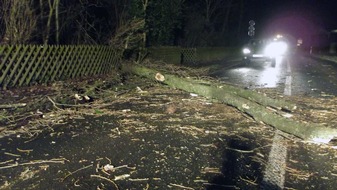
xmin=262 ymin=58 xmax=290 ymax=189
xmin=284 ymin=59 xmax=292 ymax=96
xmin=262 ymin=131 xmax=288 ymax=189
xmin=286 ymin=58 xmax=291 ymax=73
xmin=284 ymin=76 xmax=292 ymax=96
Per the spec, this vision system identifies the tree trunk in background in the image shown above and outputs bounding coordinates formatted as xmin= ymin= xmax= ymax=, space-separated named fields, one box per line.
xmin=142 ymin=0 xmax=148 ymax=47
xmin=124 ymin=64 xmax=337 ymax=142
xmin=44 ymin=0 xmax=57 ymax=45
xmin=221 ymin=0 xmax=233 ymax=34
xmin=39 ymin=0 xmax=45 ymax=43
xmin=55 ymin=0 xmax=60 ymax=44
xmin=237 ymin=0 xmax=244 ymax=39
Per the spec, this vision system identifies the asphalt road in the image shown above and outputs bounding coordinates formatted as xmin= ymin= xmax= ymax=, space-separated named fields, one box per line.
xmin=212 ymin=53 xmax=337 ymax=97
xmin=212 ymin=52 xmax=337 ymax=189
xmin=0 ymin=53 xmax=337 ymax=189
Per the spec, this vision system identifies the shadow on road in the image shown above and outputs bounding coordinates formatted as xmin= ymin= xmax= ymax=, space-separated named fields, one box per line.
xmin=205 ymin=135 xmax=282 ymax=190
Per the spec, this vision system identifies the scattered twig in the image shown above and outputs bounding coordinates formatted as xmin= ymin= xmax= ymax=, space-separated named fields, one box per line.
xmin=24 ymin=132 xmax=41 ymax=143
xmin=62 ymin=164 xmax=93 ymax=181
xmin=115 ymin=90 xmax=131 ymax=97
xmin=193 ymin=179 xmax=208 ymax=183
xmin=0 ymin=159 xmax=14 ymax=165
xmin=114 ymin=174 xmax=130 ymax=181
xmin=227 ymin=147 xmax=254 ymax=153
xmin=16 ymin=148 xmax=33 ymax=154
xmin=105 ymin=157 xmax=112 ymax=164
xmin=74 ymin=179 xmax=81 ymax=187
xmin=90 ymin=175 xmax=119 ymax=190
xmin=0 ymin=162 xmax=19 ymax=169
xmin=47 ymin=96 xmax=114 ymax=109
xmin=46 ymin=96 xmax=92 ymax=109
xmin=128 ymin=178 xmax=149 ymax=181
xmin=20 ymin=158 xmax=67 ymax=166
xmin=286 ymin=166 xmax=313 ymax=180
xmin=331 ymin=173 xmax=337 ymax=177
xmin=0 ymin=158 xmax=67 ymax=170
xmin=47 ymin=96 xmax=63 ymax=110
xmin=4 ymin=152 xmax=21 ymax=157
xmin=239 ymin=176 xmax=258 ymax=185
xmin=114 ymin=164 xmax=136 ymax=170
xmin=0 ymin=103 xmax=27 ymax=109
xmin=102 ymin=164 xmax=136 ymax=173
xmin=169 ymin=183 xmax=194 ymax=190
xmin=201 ymin=167 xmax=221 ymax=174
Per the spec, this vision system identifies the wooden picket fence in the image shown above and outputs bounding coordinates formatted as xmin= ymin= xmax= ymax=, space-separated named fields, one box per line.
xmin=0 ymin=45 xmax=121 ymax=89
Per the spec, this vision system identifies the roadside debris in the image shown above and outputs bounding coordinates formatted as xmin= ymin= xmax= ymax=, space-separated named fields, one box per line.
xmin=0 ymin=63 xmax=336 ymax=189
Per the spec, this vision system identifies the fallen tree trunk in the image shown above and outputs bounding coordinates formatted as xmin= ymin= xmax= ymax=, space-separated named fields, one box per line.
xmin=124 ymin=64 xmax=337 ymax=143
xmin=184 ymin=77 xmax=297 ymax=111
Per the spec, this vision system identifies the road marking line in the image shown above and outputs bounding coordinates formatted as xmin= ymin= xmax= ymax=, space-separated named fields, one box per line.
xmin=262 ymin=58 xmax=290 ymax=189
xmin=284 ymin=76 xmax=292 ymax=96
xmin=284 ymin=59 xmax=292 ymax=95
xmin=262 ymin=131 xmax=287 ymax=189
xmin=286 ymin=58 xmax=291 ymax=73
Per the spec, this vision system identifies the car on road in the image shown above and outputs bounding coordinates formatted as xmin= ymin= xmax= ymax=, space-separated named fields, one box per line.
xmin=242 ymin=35 xmax=288 ymax=67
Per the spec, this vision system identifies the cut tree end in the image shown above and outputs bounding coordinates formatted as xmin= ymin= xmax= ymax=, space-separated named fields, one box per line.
xmin=155 ymin=73 xmax=165 ymax=82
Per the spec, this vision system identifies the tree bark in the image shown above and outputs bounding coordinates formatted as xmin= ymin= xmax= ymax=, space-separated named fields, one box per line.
xmin=55 ymin=0 xmax=60 ymax=44
xmin=221 ymin=0 xmax=233 ymax=34
xmin=44 ymin=0 xmax=57 ymax=45
xmin=237 ymin=0 xmax=244 ymax=38
xmin=125 ymin=64 xmax=337 ymax=143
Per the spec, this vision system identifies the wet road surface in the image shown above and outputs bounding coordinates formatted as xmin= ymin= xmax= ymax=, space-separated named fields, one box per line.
xmin=1 ymin=58 xmax=337 ymax=189
xmin=212 ymin=53 xmax=337 ymax=97
xmin=212 ymin=53 xmax=337 ymax=189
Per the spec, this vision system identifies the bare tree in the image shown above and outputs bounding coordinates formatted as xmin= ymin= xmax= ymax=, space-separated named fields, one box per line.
xmin=109 ymin=0 xmax=146 ymax=49
xmin=42 ymin=0 xmax=60 ymax=44
xmin=72 ymin=1 xmax=100 ymax=45
xmin=55 ymin=0 xmax=60 ymax=44
xmin=185 ymin=0 xmax=243 ymax=46
xmin=0 ymin=0 xmax=37 ymax=44
xmin=221 ymin=0 xmax=233 ymax=34
xmin=237 ymin=0 xmax=245 ymax=39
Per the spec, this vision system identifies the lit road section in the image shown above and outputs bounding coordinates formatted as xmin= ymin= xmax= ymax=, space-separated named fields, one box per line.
xmin=257 ymin=57 xmax=284 ymax=88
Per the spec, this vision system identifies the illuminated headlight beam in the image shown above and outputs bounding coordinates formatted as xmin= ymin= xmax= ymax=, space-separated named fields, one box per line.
xmin=264 ymin=41 xmax=288 ymax=57
xmin=243 ymin=48 xmax=251 ymax=54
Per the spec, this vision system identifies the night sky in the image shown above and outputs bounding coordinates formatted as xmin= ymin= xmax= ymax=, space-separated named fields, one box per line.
xmin=245 ymin=0 xmax=337 ymax=43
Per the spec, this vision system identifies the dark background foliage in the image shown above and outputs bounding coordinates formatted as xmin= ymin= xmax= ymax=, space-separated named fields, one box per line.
xmin=0 ymin=0 xmax=335 ymax=47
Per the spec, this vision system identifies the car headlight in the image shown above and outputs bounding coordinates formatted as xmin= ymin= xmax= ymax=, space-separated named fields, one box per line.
xmin=264 ymin=41 xmax=288 ymax=57
xmin=243 ymin=48 xmax=251 ymax=54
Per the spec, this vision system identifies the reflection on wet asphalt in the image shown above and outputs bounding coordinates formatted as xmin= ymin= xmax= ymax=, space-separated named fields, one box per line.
xmin=212 ymin=54 xmax=337 ymax=97
xmin=211 ymin=54 xmax=337 ymax=189
xmin=212 ymin=57 xmax=287 ymax=89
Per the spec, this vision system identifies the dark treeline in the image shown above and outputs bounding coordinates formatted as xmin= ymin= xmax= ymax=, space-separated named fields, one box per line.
xmin=0 ymin=0 xmax=248 ymax=47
